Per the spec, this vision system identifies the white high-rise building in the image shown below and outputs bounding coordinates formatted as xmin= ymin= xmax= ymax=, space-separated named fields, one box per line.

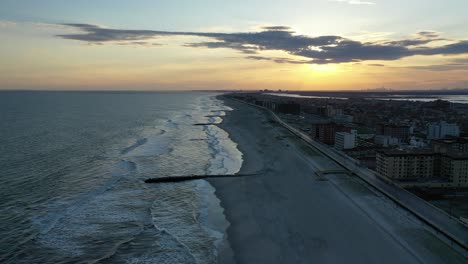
xmin=427 ymin=122 xmax=460 ymax=140
xmin=335 ymin=130 xmax=357 ymax=150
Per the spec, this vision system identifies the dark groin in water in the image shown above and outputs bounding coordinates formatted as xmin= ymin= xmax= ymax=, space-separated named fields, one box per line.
xmin=193 ymin=123 xmax=218 ymax=126
xmin=145 ymin=172 xmax=262 ymax=184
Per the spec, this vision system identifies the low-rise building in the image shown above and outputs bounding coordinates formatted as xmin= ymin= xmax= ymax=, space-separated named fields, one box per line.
xmin=375 ymin=135 xmax=399 ymax=147
xmin=335 ymin=130 xmax=357 ymax=150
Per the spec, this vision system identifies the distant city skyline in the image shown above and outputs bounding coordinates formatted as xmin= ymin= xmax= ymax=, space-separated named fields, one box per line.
xmin=1 ymin=0 xmax=468 ymax=90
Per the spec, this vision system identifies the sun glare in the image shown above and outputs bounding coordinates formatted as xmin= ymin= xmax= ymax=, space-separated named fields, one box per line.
xmin=309 ymin=64 xmax=338 ymax=73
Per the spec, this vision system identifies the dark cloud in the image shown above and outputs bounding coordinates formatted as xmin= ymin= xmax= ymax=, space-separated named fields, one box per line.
xmin=383 ymin=39 xmax=441 ymax=46
xmin=58 ymin=24 xmax=468 ymax=64
xmin=184 ymin=42 xmax=258 ymax=54
xmin=380 ymin=31 xmax=444 ymax=47
xmin=418 ymin=31 xmax=440 ymax=38
xmin=57 ymin=23 xmax=181 ymax=42
xmin=116 ymin=41 xmax=163 ymax=47
xmin=246 ymin=56 xmax=313 ymax=64
xmin=261 ymin=26 xmax=293 ymax=31
xmin=293 ymin=39 xmax=412 ymax=63
xmin=417 ymin=41 xmax=468 ymax=55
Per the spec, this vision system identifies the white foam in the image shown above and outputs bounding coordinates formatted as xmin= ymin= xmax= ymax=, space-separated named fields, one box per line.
xmin=204 ymin=123 xmax=243 ymax=175
xmin=198 ymin=96 xmax=243 ymax=259
xmin=147 ymin=95 xmax=243 ymax=264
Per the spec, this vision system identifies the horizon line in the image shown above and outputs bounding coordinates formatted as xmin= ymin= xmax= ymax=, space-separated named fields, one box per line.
xmin=2 ymin=88 xmax=468 ymax=93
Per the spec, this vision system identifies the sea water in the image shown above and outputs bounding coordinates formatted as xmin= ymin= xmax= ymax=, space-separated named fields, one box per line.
xmin=0 ymin=91 xmax=242 ymax=263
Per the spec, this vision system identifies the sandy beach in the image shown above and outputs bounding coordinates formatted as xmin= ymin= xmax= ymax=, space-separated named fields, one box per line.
xmin=209 ymin=97 xmax=467 ymax=264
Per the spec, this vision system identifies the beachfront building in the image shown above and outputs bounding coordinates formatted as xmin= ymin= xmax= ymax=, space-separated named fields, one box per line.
xmin=344 ymin=146 xmax=382 ymax=170
xmin=335 ymin=130 xmax=357 ymax=150
xmin=432 ymin=138 xmax=468 ymax=154
xmin=311 ymin=123 xmax=353 ymax=145
xmin=441 ymin=153 xmax=468 ymax=187
xmin=377 ymin=150 xmax=468 ymax=187
xmin=376 ymin=150 xmax=437 ymax=181
xmin=251 ymin=98 xmax=301 ymax=115
xmin=376 ymin=123 xmax=411 ymax=140
xmin=427 ymin=121 xmax=460 ymax=140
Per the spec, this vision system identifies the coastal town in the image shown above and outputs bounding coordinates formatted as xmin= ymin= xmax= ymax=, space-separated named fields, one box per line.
xmin=4 ymin=0 xmax=468 ymax=262
xmin=229 ymin=91 xmax=468 ymax=220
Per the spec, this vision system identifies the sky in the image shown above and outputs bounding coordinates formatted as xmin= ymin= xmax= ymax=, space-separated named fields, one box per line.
xmin=1 ymin=0 xmax=468 ymax=91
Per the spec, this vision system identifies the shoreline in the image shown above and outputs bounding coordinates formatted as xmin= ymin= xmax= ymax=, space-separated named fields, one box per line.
xmin=210 ymin=96 xmax=467 ymax=264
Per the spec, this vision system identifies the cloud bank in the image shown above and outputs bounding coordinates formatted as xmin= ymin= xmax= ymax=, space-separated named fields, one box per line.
xmin=57 ymin=24 xmax=468 ymax=65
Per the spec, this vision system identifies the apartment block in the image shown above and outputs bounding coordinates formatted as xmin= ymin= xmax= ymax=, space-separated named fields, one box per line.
xmin=432 ymin=138 xmax=468 ymax=154
xmin=427 ymin=121 xmax=460 ymax=140
xmin=377 ymin=150 xmax=468 ymax=187
xmin=441 ymin=153 xmax=468 ymax=187
xmin=376 ymin=150 xmax=436 ymax=181
xmin=311 ymin=123 xmax=353 ymax=145
xmin=376 ymin=123 xmax=411 ymax=139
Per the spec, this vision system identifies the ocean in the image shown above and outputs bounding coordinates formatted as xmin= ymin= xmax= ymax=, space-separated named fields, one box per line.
xmin=0 ymin=91 xmax=242 ymax=263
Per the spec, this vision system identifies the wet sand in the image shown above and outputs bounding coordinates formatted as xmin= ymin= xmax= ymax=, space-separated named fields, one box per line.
xmin=209 ymin=98 xmax=467 ymax=264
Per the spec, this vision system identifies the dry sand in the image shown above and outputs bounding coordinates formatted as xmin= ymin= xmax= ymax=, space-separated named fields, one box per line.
xmin=209 ymin=98 xmax=467 ymax=264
